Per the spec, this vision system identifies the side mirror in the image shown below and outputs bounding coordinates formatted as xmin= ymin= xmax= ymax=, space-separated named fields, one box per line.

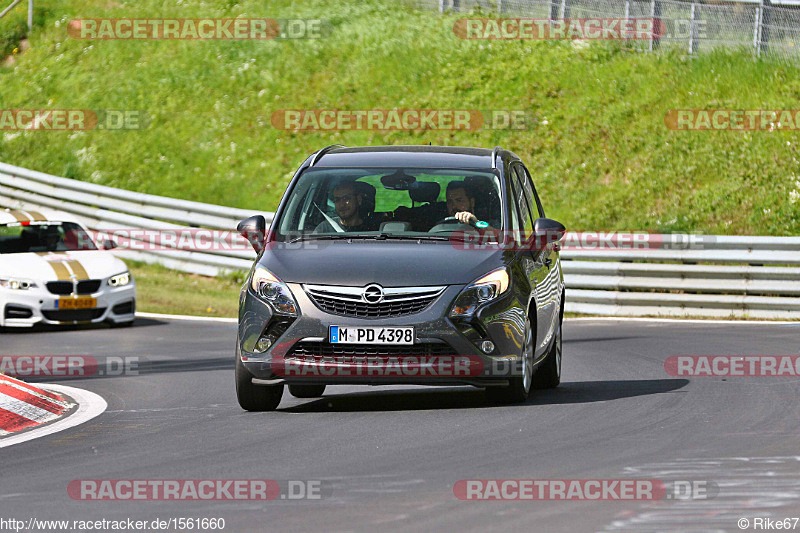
xmin=534 ymin=217 xmax=566 ymax=248
xmin=102 ymin=239 xmax=118 ymax=250
xmin=237 ymin=215 xmax=266 ymax=253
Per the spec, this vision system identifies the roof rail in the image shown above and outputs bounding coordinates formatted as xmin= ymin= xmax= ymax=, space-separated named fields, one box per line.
xmin=310 ymin=145 xmax=346 ymax=167
xmin=490 ymin=146 xmax=502 ymax=169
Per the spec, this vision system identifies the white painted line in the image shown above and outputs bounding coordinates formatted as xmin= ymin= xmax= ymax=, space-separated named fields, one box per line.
xmin=565 ymin=316 xmax=800 ymax=325
xmin=0 ymin=392 xmax=59 ymax=423
xmin=135 ymin=311 xmax=237 ymax=323
xmin=0 ymin=384 xmax=107 ymax=448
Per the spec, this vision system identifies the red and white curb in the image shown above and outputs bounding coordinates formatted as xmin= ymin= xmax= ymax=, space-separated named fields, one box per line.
xmin=0 ymin=374 xmax=107 ymax=448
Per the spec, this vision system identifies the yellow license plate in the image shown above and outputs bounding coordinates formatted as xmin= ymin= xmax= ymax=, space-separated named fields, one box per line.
xmin=57 ymin=297 xmax=97 ymax=309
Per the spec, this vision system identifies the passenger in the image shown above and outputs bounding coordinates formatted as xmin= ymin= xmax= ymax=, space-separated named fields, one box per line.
xmin=315 ymin=181 xmax=378 ymax=233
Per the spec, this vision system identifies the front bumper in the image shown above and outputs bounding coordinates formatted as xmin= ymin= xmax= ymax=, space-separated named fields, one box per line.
xmin=0 ymin=281 xmax=136 ymax=327
xmin=238 ymin=282 xmax=531 ymax=386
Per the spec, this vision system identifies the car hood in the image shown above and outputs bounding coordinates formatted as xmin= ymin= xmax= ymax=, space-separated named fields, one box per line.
xmin=0 ymin=251 xmax=129 ymax=281
xmin=260 ymin=240 xmax=504 ymax=286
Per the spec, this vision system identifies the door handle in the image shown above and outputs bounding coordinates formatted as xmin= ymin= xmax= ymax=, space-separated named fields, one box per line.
xmin=544 ymin=257 xmax=552 ymax=266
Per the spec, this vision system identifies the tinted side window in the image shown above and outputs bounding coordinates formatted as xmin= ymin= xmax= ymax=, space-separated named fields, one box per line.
xmin=510 ymin=166 xmax=534 ymax=235
xmin=518 ymin=164 xmax=545 ymax=218
xmin=506 ymin=175 xmax=522 ymax=244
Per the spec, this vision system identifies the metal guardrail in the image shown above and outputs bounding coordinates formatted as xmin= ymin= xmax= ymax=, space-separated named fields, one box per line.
xmin=1 ymin=161 xmax=798 ymax=318
xmin=0 ymin=161 xmax=272 ymax=277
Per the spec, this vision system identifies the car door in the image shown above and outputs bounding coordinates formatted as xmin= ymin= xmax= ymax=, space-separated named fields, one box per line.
xmin=508 ymin=164 xmax=551 ymax=359
xmin=517 ymin=164 xmax=560 ymax=351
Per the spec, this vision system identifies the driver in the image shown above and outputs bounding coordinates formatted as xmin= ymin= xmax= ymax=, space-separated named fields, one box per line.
xmin=43 ymin=226 xmax=63 ymax=251
xmin=315 ymin=181 xmax=377 ymax=233
xmin=446 ymin=181 xmax=495 ymax=229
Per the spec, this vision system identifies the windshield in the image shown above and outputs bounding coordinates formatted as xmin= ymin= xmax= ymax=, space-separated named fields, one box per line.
xmin=0 ymin=222 xmax=98 ymax=253
xmin=275 ymin=167 xmax=503 ymax=240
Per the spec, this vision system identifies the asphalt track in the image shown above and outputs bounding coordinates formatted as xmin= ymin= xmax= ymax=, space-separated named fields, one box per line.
xmin=2 ymin=317 xmax=800 ymax=532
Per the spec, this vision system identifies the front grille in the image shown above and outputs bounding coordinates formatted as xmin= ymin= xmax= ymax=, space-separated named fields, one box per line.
xmin=46 ymin=280 xmax=102 ymax=295
xmin=4 ymin=305 xmax=33 ymax=319
xmin=304 ymin=284 xmax=445 ymax=319
xmin=42 ymin=308 xmax=105 ymax=322
xmin=288 ymin=342 xmax=454 ymax=357
xmin=46 ymin=281 xmax=73 ymax=295
xmin=77 ymin=280 xmax=102 ymax=294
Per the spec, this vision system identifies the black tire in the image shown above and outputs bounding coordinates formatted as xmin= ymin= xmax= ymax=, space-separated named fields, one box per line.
xmin=235 ymin=353 xmax=283 ymax=411
xmin=288 ymin=384 xmax=327 ymax=398
xmin=533 ymin=318 xmax=562 ymax=389
xmin=485 ymin=314 xmax=535 ymax=404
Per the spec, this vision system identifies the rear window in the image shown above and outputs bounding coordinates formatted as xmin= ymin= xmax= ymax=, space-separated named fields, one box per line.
xmin=0 ymin=222 xmax=98 ymax=254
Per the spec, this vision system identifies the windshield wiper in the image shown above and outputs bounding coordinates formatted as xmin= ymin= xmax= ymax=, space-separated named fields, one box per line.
xmin=287 ymin=233 xmax=451 ymax=244
xmin=344 ymin=233 xmax=453 ymax=241
xmin=287 ymin=234 xmax=361 ymax=244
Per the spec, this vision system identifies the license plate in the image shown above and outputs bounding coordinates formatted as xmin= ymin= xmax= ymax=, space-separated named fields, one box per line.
xmin=330 ymin=326 xmax=414 ymax=345
xmin=56 ymin=297 xmax=97 ymax=310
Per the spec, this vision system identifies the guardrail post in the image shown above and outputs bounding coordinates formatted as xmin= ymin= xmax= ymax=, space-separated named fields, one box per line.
xmin=760 ymin=0 xmax=770 ymax=55
xmin=753 ymin=7 xmax=761 ymax=54
xmin=650 ymin=0 xmax=659 ymax=50
xmin=688 ymin=3 xmax=697 ymax=54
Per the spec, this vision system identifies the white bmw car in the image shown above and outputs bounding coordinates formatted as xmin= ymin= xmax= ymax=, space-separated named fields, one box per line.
xmin=0 ymin=208 xmax=136 ymax=328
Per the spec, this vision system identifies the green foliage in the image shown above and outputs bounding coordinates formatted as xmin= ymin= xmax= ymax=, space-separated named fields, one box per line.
xmin=1 ymin=0 xmax=799 ymax=234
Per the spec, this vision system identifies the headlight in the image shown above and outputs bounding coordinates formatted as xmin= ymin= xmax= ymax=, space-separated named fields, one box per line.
xmin=449 ymin=268 xmax=510 ymax=318
xmin=0 ymin=278 xmax=37 ymax=290
xmin=250 ymin=266 xmax=298 ymax=316
xmin=108 ymin=272 xmax=131 ymax=287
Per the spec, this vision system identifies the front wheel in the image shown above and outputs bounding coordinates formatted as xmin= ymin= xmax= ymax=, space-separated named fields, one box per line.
xmin=235 ymin=354 xmax=283 ymax=411
xmin=486 ymin=315 xmax=535 ymax=404
xmin=533 ymin=318 xmax=562 ymax=389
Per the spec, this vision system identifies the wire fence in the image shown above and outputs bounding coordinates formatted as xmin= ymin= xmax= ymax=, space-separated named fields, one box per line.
xmin=420 ymin=0 xmax=800 ymax=61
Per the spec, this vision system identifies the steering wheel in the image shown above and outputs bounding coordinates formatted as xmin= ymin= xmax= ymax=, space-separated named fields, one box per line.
xmin=435 ymin=216 xmax=465 ymax=225
xmin=429 ymin=216 xmax=474 ymax=233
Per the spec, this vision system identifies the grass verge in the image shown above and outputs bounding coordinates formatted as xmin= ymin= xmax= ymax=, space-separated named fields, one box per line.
xmin=128 ymin=261 xmax=242 ymax=318
xmin=1 ymin=0 xmax=799 ymax=235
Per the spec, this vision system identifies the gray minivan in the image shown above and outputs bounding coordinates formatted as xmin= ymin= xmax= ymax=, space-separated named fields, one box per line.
xmin=235 ymin=145 xmax=566 ymax=411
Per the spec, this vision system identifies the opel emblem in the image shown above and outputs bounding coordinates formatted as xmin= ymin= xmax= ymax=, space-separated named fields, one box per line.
xmin=362 ymin=284 xmax=384 ymax=304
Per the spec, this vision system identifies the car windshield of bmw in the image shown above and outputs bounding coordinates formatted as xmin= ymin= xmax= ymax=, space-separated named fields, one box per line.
xmin=274 ymin=168 xmax=503 ymax=241
xmin=0 ymin=222 xmax=97 ymax=254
